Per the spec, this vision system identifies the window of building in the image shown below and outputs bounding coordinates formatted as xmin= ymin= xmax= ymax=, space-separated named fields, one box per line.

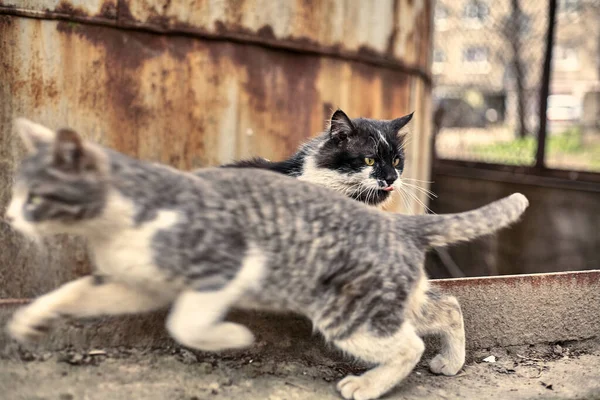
xmin=463 ymin=46 xmax=488 ymax=63
xmin=434 ymin=49 xmax=446 ymax=63
xmin=462 ymin=46 xmax=490 ymax=73
xmin=463 ymin=0 xmax=489 ymax=27
xmin=553 ymin=44 xmax=579 ymax=71
xmin=559 ymin=0 xmax=580 ymax=14
xmin=435 ymin=2 xmax=450 ymax=30
xmin=432 ymin=49 xmax=446 ymax=74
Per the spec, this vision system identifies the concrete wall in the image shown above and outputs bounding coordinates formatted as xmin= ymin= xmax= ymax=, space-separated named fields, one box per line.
xmin=2 ymin=271 xmax=598 ymax=358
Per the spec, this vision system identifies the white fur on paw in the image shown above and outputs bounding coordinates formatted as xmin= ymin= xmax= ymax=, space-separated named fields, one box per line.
xmin=211 ymin=322 xmax=255 ymax=350
xmin=7 ymin=307 xmax=55 ymax=344
xmin=337 ymin=375 xmax=383 ymax=400
xmin=429 ymin=354 xmax=464 ymax=376
xmin=183 ymin=322 xmax=255 ymax=352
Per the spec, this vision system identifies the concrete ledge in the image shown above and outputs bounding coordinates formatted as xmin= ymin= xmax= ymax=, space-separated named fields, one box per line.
xmin=435 ymin=270 xmax=600 ymax=349
xmin=1 ymin=271 xmax=598 ymax=358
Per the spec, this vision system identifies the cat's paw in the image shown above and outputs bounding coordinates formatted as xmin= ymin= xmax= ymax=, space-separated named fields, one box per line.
xmin=337 ymin=375 xmax=384 ymax=400
xmin=207 ymin=322 xmax=255 ymax=351
xmin=174 ymin=322 xmax=255 ymax=352
xmin=7 ymin=306 xmax=56 ymax=344
xmin=429 ymin=353 xmax=464 ymax=376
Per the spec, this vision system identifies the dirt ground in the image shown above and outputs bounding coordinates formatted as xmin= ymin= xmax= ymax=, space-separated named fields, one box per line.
xmin=1 ymin=340 xmax=599 ymax=400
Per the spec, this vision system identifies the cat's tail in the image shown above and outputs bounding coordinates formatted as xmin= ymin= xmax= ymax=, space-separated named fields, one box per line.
xmin=409 ymin=193 xmax=529 ymax=248
xmin=220 ymin=157 xmax=274 ymax=169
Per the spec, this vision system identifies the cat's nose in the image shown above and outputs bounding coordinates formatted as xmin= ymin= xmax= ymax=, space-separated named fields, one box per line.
xmin=384 ymin=174 xmax=397 ymax=186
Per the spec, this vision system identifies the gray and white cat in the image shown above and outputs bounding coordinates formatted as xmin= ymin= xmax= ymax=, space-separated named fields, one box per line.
xmin=5 ymin=119 xmax=529 ymax=400
xmin=221 ymin=109 xmax=414 ymax=208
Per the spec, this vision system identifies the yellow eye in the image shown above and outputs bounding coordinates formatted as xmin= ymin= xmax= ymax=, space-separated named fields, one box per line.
xmin=393 ymin=158 xmax=400 ymax=167
xmin=364 ymin=157 xmax=375 ymax=166
xmin=29 ymin=195 xmax=43 ymax=206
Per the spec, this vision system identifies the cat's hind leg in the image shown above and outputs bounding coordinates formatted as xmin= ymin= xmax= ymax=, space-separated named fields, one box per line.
xmin=333 ymin=322 xmax=425 ymax=400
xmin=412 ymin=287 xmax=465 ymax=376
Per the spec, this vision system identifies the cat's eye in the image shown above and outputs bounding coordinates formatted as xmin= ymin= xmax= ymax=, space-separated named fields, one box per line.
xmin=393 ymin=158 xmax=401 ymax=167
xmin=364 ymin=158 xmax=375 ymax=166
xmin=27 ymin=195 xmax=43 ymax=206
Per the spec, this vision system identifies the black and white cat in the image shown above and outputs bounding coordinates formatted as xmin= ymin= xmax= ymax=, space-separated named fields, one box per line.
xmin=221 ymin=109 xmax=414 ymax=207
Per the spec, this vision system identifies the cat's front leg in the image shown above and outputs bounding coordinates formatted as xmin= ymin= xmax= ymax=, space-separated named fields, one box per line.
xmin=167 ymin=290 xmax=255 ymax=352
xmin=7 ymin=276 xmax=173 ymax=344
xmin=8 ymin=299 xmax=60 ymax=344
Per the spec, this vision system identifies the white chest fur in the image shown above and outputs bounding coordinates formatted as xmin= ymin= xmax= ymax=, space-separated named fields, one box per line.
xmin=84 ymin=192 xmax=182 ymax=291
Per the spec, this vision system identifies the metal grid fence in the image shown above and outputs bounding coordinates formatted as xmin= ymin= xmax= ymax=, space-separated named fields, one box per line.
xmin=432 ymin=0 xmax=600 ymax=172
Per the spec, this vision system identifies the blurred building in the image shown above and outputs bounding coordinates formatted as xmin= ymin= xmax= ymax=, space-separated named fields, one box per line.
xmin=432 ymin=0 xmax=600 ymax=132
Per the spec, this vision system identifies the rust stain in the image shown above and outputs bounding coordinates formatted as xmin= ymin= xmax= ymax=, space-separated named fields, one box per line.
xmin=434 ymin=270 xmax=600 ymax=290
xmin=209 ymin=17 xmax=425 ymax=82
xmin=386 ymin=0 xmax=400 ymax=56
xmin=52 ymin=0 xmax=87 ymax=17
xmin=26 ymin=22 xmax=45 ymax=109
xmin=255 ymin=25 xmax=276 ymax=40
xmin=223 ymin=0 xmax=246 ymax=26
xmin=0 ymin=299 xmax=30 ymax=306
xmin=418 ymin=0 xmax=432 ymax=69
xmin=345 ymin=59 xmax=410 ymax=120
xmin=116 ymin=0 xmax=135 ymax=22
xmin=57 ymin=22 xmax=151 ymax=156
xmin=98 ymin=1 xmax=117 ymax=19
xmin=45 ymin=80 xmax=58 ymax=99
xmin=55 ymin=20 xmax=201 ymax=157
xmin=205 ymin=36 xmax=320 ymax=152
xmin=0 ymin=1 xmax=431 ymax=82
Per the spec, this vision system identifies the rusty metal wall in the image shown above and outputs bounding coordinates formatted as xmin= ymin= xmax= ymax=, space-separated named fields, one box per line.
xmin=1 ymin=0 xmax=431 ymax=72
xmin=0 ymin=0 xmax=433 ymax=299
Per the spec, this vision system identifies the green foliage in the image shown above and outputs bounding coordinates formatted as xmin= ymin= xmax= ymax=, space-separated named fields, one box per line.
xmin=469 ymin=128 xmax=600 ymax=170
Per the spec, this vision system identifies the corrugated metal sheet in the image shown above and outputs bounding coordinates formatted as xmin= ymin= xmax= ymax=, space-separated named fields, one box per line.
xmin=0 ymin=0 xmax=114 ymax=15
xmin=0 ymin=1 xmax=432 ymax=298
xmin=0 ymin=0 xmax=432 ymax=73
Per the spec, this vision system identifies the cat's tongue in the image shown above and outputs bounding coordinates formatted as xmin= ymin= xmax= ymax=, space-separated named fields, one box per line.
xmin=383 ymin=186 xmax=394 ymax=192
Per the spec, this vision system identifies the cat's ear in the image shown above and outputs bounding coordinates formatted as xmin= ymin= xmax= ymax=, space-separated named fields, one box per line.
xmin=329 ymin=109 xmax=354 ymax=142
xmin=391 ymin=112 xmax=414 ymax=134
xmin=53 ymin=128 xmax=95 ymax=172
xmin=14 ymin=118 xmax=55 ymax=153
xmin=391 ymin=112 xmax=414 ymax=145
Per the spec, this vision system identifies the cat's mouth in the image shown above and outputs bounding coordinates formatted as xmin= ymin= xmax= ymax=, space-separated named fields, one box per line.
xmin=382 ymin=186 xmax=394 ymax=192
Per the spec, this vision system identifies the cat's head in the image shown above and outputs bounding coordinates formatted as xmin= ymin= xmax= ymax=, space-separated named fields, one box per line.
xmin=4 ymin=119 xmax=110 ymax=238
xmin=305 ymin=109 xmax=413 ymax=205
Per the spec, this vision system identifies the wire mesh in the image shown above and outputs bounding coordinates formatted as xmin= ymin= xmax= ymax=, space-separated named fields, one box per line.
xmin=432 ymin=0 xmax=600 ymax=172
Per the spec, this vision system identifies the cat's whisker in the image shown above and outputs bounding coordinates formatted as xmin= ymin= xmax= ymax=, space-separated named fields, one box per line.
xmin=395 ymin=186 xmax=437 ymax=215
xmin=399 ymin=182 xmax=438 ymax=199
xmin=356 ymin=185 xmax=375 ymax=204
xmin=398 ymin=182 xmax=437 ymax=197
xmin=404 ymin=185 xmax=437 ymax=199
xmin=396 ymin=188 xmax=413 ymax=214
xmin=400 ymin=136 xmax=413 ymax=150
xmin=395 ymin=186 xmax=409 ymax=209
xmin=401 ymin=178 xmax=434 ymax=186
xmin=369 ymin=187 xmax=378 ymax=204
xmin=404 ymin=190 xmax=435 ymax=215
